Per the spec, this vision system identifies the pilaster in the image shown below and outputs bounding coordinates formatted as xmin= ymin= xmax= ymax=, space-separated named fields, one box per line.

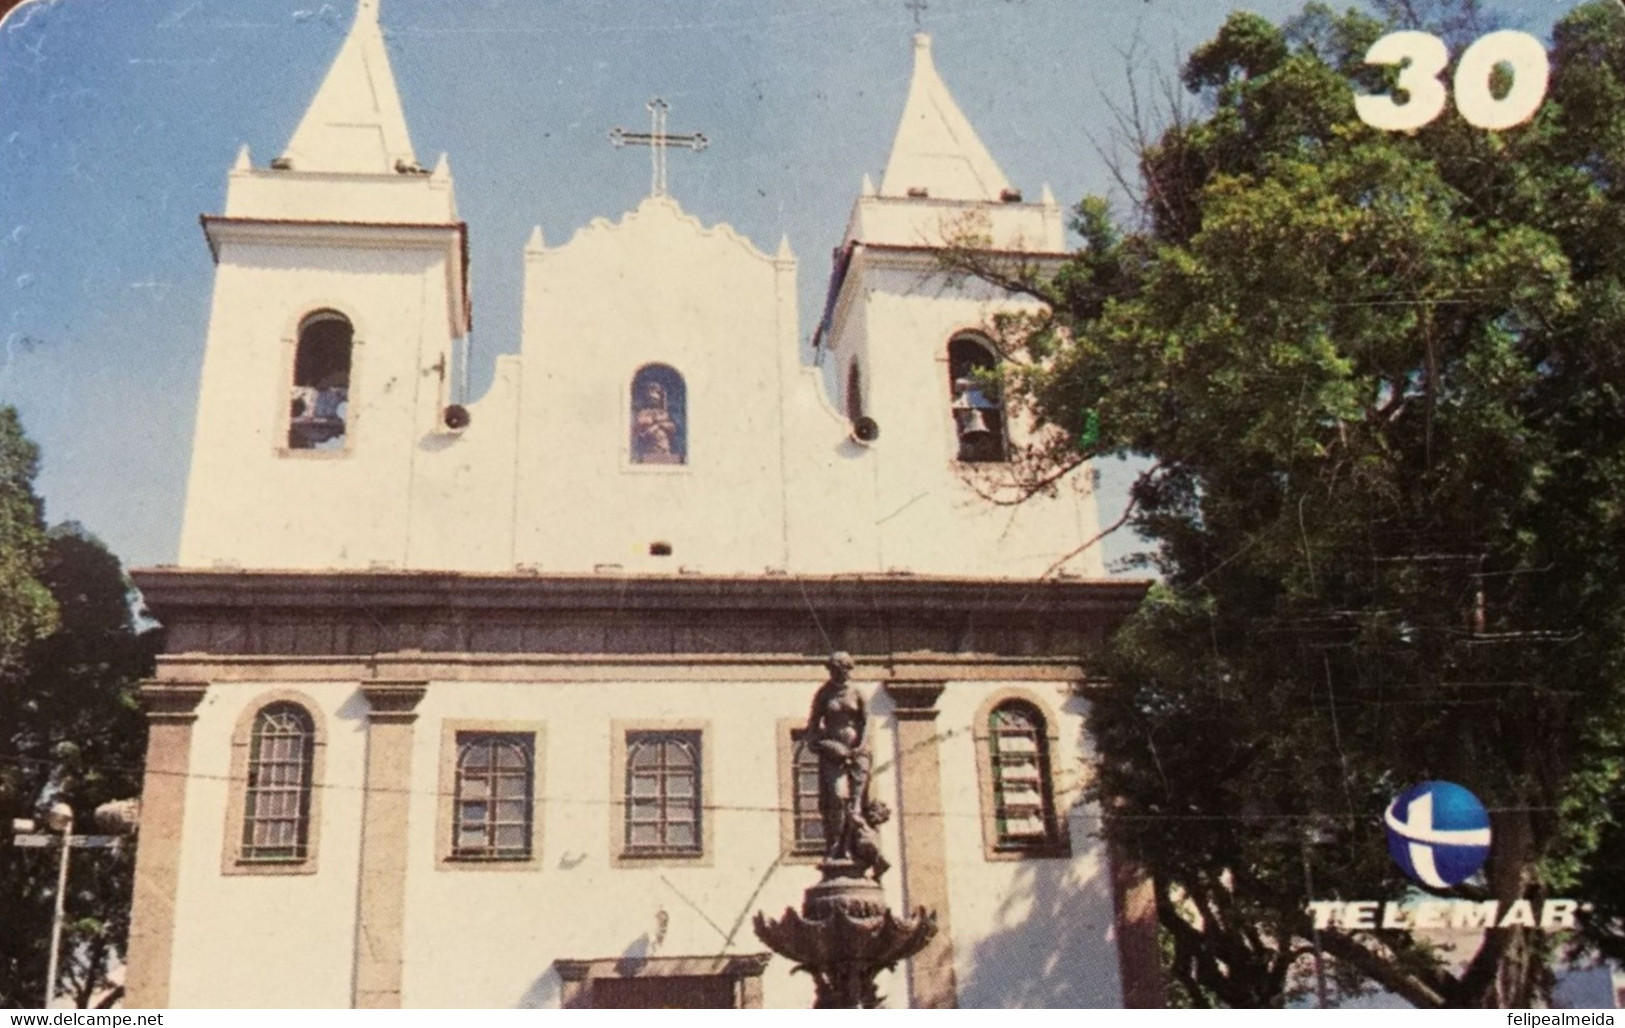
xmin=125 ymin=681 xmax=209 ymax=1008
xmin=353 ymin=680 xmax=427 ymax=1008
xmin=1110 ymin=830 xmax=1167 ymax=1008
xmin=883 ymin=681 xmax=957 ymax=1009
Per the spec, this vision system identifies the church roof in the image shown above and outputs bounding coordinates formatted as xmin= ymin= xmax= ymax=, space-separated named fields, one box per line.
xmin=879 ymin=34 xmax=1012 ymax=202
xmin=281 ymin=0 xmax=418 ymax=174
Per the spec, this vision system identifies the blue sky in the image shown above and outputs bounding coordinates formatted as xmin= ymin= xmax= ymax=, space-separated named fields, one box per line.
xmin=0 ymin=0 xmax=1592 ymax=570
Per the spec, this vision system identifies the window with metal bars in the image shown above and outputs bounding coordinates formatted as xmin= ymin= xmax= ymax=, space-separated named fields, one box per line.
xmin=790 ymin=732 xmax=823 ymax=855
xmin=453 ymin=734 xmax=534 ymax=860
xmin=988 ymin=701 xmax=1059 ymax=850
xmin=242 ymin=703 xmax=315 ymax=861
xmin=625 ymin=732 xmax=702 ymax=855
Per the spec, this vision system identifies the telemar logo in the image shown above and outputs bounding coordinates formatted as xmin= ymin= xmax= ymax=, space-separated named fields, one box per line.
xmin=1305 ymin=781 xmax=1586 ymax=933
xmin=1385 ymin=781 xmax=1492 ymax=889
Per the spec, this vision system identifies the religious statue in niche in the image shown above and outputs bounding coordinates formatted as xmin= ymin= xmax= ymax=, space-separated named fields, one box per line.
xmin=804 ymin=651 xmax=890 ymax=880
xmin=631 ymin=377 xmax=684 ymax=464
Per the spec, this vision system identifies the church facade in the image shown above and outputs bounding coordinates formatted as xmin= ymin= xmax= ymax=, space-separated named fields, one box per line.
xmin=126 ymin=0 xmax=1158 ymax=1008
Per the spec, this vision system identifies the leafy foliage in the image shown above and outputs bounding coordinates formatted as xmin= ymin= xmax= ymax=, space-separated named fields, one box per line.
xmin=0 ymin=410 xmax=157 ymax=1008
xmin=0 ymin=409 xmax=57 ymax=683
xmin=977 ymin=1 xmax=1625 ymax=1007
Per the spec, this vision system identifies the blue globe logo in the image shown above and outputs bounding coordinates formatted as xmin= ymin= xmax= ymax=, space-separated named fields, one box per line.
xmin=1384 ymin=781 xmax=1492 ymax=889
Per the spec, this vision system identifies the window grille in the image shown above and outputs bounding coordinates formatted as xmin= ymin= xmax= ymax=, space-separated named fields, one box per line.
xmin=989 ymin=701 xmax=1058 ymax=849
xmin=625 ymin=732 xmax=702 ymax=855
xmin=242 ymin=703 xmax=315 ymax=860
xmin=791 ymin=733 xmax=824 ymax=854
xmin=453 ymin=734 xmax=534 ymax=860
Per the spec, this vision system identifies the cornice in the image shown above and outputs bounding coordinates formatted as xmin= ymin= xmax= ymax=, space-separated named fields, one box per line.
xmin=131 ymin=569 xmax=1148 ymax=662
xmin=132 ymin=567 xmax=1147 ymax=617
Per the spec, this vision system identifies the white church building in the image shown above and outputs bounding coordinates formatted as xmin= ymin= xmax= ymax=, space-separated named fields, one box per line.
xmin=126 ymin=0 xmax=1159 ymax=1008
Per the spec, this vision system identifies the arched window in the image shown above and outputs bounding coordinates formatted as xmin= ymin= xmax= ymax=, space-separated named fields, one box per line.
xmin=948 ymin=335 xmax=1006 ymax=463
xmin=630 ymin=364 xmax=687 ymax=465
xmin=845 ymin=361 xmax=864 ymax=423
xmin=987 ymin=700 xmax=1060 ymax=851
xmin=288 ymin=310 xmax=353 ymax=450
xmin=453 ymin=733 xmax=534 ymax=860
xmin=625 ymin=731 xmax=701 ymax=854
xmin=242 ymin=703 xmax=316 ymax=860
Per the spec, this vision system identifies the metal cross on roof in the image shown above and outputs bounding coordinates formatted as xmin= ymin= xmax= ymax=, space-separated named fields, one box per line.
xmin=904 ymin=0 xmax=928 ymax=28
xmin=609 ymin=98 xmax=709 ymax=199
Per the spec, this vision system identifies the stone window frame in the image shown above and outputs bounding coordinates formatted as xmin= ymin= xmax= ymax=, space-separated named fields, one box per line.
xmin=609 ymin=719 xmax=713 ymax=868
xmin=436 ymin=720 xmax=547 ymax=872
xmin=554 ymin=954 xmax=771 ymax=1009
xmin=775 ymin=718 xmax=825 ymax=864
xmin=276 ymin=303 xmax=364 ymax=460
xmin=972 ymin=688 xmax=1071 ymax=861
xmin=222 ymin=689 xmax=326 ymax=876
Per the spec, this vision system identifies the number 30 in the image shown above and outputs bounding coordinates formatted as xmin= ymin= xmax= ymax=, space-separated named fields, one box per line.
xmin=1355 ymin=30 xmax=1550 ymax=132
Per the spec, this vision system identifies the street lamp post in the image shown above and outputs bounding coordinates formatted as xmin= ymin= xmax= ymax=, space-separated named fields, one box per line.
xmin=12 ymin=803 xmax=128 ymax=1008
xmin=44 ymin=804 xmax=72 ymax=1010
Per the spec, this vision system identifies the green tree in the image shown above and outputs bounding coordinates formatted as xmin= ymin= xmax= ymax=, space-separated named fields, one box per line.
xmin=0 ymin=405 xmax=57 ymax=839
xmin=0 ymin=411 xmax=157 ymax=1007
xmin=0 ymin=408 xmax=57 ymax=686
xmin=966 ymin=1 xmax=1625 ymax=1007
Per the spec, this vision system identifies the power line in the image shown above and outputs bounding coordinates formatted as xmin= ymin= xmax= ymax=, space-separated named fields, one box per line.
xmin=0 ymin=754 xmax=1573 ymax=826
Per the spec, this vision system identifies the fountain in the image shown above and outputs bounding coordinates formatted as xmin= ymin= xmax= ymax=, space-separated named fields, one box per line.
xmin=753 ymin=653 xmax=937 ymax=1008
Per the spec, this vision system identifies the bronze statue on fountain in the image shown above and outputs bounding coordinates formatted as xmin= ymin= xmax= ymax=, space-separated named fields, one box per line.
xmin=752 ymin=653 xmax=937 ymax=1008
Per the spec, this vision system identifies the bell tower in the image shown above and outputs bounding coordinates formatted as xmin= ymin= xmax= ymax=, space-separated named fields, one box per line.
xmin=178 ymin=0 xmax=470 ymax=570
xmin=803 ymin=34 xmax=1099 ymax=578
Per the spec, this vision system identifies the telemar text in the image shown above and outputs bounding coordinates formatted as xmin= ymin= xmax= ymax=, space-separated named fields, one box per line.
xmin=1305 ymin=899 xmax=1584 ymax=931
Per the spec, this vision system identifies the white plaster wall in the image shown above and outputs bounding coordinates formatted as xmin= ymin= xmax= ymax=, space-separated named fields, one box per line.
xmin=513 ymin=198 xmax=796 ymax=575
xmin=180 ymin=185 xmax=1104 ymax=580
xmin=396 ymin=676 xmax=903 ymax=1009
xmin=178 ymin=239 xmax=458 ymax=570
xmin=932 ymin=683 xmax=1125 ymax=1008
xmin=159 ymin=673 xmax=1121 ymax=1009
xmin=780 ymin=356 xmax=883 ymax=574
xmin=849 ymin=195 xmax=1064 ymax=252
xmin=798 ymin=262 xmax=1104 ymax=578
xmin=166 ymin=681 xmax=369 ymax=1008
xmin=224 ymin=169 xmax=457 ymax=225
xmin=404 ymin=354 xmax=522 ymax=571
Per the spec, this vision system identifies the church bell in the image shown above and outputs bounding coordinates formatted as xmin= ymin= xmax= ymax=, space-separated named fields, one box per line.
xmin=955 ymin=407 xmax=994 ymax=441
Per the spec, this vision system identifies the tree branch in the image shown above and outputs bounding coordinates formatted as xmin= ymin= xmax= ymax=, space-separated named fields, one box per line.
xmin=1040 ymin=463 xmax=1158 ymax=578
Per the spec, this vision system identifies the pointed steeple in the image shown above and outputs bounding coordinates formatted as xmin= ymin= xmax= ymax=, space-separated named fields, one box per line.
xmin=281 ymin=0 xmax=417 ymax=174
xmin=879 ymin=34 xmax=1012 ymax=202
